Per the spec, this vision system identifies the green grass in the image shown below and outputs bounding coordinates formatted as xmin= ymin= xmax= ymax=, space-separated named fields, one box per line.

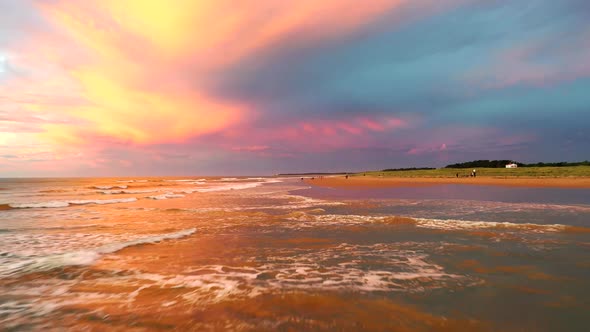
xmin=354 ymin=166 xmax=590 ymax=178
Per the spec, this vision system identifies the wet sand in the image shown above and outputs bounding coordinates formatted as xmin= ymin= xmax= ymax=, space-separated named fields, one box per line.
xmin=305 ymin=176 xmax=590 ymax=189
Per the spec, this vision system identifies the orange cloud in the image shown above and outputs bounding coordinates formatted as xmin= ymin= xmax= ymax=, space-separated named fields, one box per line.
xmin=97 ymin=0 xmax=402 ymax=66
xmin=25 ymin=0 xmax=406 ymax=146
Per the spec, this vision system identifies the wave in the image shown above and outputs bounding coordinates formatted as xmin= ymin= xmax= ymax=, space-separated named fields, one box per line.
xmin=8 ymin=201 xmax=70 ymax=209
xmin=412 ymin=218 xmax=569 ymax=233
xmin=133 ymin=243 xmax=468 ymax=304
xmin=116 ymin=180 xmax=149 ymax=183
xmin=7 ymin=198 xmax=138 ymax=209
xmin=93 ymin=185 xmax=128 ymax=190
xmin=147 ymin=193 xmax=186 ymax=200
xmin=0 ymin=224 xmax=102 ymax=233
xmin=99 ymin=189 xmax=159 ymax=195
xmin=283 ymin=212 xmax=583 ymax=234
xmin=116 ymin=180 xmax=135 ymax=183
xmin=219 ymin=177 xmax=239 ymax=181
xmin=187 ymin=179 xmax=283 ymax=193
xmin=165 ymin=179 xmax=207 ymax=183
xmin=0 ymin=228 xmax=196 ymax=279
xmin=186 ymin=182 xmax=263 ymax=193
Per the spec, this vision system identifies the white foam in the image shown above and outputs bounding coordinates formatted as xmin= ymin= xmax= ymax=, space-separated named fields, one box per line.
xmin=69 ymin=198 xmax=138 ymax=205
xmin=165 ymin=179 xmax=207 ymax=182
xmin=131 ymin=242 xmax=467 ymax=305
xmin=8 ymin=201 xmax=70 ymax=209
xmin=193 ymin=182 xmax=262 ymax=192
xmin=9 ymin=197 xmax=138 ymax=209
xmin=95 ymin=228 xmax=196 ymax=253
xmin=99 ymin=189 xmax=159 ymax=195
xmin=93 ymin=185 xmax=128 ymax=190
xmin=284 ymin=212 xmax=570 ymax=234
xmin=0 ymin=228 xmax=196 ymax=278
xmin=147 ymin=193 xmax=186 ymax=200
xmin=413 ymin=218 xmax=567 ymax=233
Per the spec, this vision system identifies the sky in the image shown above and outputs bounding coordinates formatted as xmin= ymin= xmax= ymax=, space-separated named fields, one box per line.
xmin=1 ymin=0 xmax=589 ymax=176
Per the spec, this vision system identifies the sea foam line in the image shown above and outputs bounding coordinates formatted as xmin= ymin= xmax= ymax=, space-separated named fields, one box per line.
xmin=8 ymin=198 xmax=138 ymax=209
xmin=412 ymin=218 xmax=568 ymax=233
xmin=0 ymin=228 xmax=196 ymax=279
xmin=147 ymin=193 xmax=186 ymax=200
xmin=93 ymin=185 xmax=128 ymax=190
xmin=285 ymin=213 xmax=572 ymax=233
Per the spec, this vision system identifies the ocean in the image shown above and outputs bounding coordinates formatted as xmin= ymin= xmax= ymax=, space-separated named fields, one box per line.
xmin=1 ymin=177 xmax=589 ymax=331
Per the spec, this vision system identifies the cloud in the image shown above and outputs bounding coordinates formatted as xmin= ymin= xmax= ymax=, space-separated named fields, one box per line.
xmin=1 ymin=0 xmax=589 ymax=175
xmin=466 ymin=29 xmax=590 ymax=89
xmin=1 ymin=0 xmax=423 ymax=148
xmin=231 ymin=145 xmax=270 ymax=152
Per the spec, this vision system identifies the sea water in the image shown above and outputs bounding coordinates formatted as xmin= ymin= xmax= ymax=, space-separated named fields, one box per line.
xmin=0 ymin=177 xmax=589 ymax=331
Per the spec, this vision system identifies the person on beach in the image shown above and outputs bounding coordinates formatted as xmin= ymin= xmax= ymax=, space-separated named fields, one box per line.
xmin=472 ymin=169 xmax=477 ymax=177
xmin=456 ymin=173 xmax=459 ymax=178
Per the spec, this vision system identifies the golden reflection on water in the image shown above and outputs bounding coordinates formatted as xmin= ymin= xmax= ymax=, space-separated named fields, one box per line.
xmin=2 ymin=178 xmax=590 ymax=331
xmin=55 ymin=291 xmax=492 ymax=331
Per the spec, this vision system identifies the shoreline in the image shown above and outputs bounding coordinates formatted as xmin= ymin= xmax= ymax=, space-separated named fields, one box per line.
xmin=304 ymin=176 xmax=590 ymax=189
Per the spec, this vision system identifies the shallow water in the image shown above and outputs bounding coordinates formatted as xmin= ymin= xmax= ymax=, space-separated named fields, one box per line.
xmin=0 ymin=177 xmax=589 ymax=331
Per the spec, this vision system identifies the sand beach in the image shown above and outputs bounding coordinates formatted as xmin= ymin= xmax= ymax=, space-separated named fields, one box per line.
xmin=306 ymin=175 xmax=590 ymax=189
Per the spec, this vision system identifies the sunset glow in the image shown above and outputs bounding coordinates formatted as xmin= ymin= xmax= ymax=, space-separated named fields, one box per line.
xmin=1 ymin=0 xmax=589 ymax=176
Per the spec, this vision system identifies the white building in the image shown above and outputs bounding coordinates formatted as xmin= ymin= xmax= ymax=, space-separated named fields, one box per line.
xmin=506 ymin=163 xmax=518 ymax=168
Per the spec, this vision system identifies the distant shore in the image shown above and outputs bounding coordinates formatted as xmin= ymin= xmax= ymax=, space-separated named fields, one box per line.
xmin=304 ymin=174 xmax=590 ymax=189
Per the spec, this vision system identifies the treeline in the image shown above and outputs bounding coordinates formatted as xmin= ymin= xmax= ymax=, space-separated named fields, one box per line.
xmin=278 ymin=172 xmax=350 ymax=176
xmin=524 ymin=161 xmax=590 ymax=167
xmin=445 ymin=160 xmax=521 ymax=168
xmin=445 ymin=160 xmax=590 ymax=168
xmin=382 ymin=167 xmax=436 ymax=172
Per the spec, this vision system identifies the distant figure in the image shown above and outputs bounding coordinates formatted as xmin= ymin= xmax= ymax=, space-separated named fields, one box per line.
xmin=473 ymin=169 xmax=477 ymax=178
xmin=301 ymin=177 xmax=304 ymax=181
xmin=363 ymin=173 xmax=366 ymax=176
xmin=345 ymin=175 xmax=349 ymax=179
xmin=311 ymin=177 xmax=315 ymax=180
xmin=456 ymin=173 xmax=459 ymax=178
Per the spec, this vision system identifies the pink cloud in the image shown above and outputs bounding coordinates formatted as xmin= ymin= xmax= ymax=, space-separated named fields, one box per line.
xmin=217 ymin=115 xmax=409 ymax=154
xmin=231 ymin=145 xmax=270 ymax=152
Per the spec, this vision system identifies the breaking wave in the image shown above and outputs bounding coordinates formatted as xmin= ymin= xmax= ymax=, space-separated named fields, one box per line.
xmin=93 ymin=185 xmax=128 ymax=190
xmin=284 ymin=212 xmax=584 ymax=234
xmin=147 ymin=193 xmax=186 ymax=200
xmin=6 ymin=198 xmax=138 ymax=209
xmin=0 ymin=228 xmax=196 ymax=278
xmin=99 ymin=189 xmax=159 ymax=195
xmin=412 ymin=218 xmax=569 ymax=233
